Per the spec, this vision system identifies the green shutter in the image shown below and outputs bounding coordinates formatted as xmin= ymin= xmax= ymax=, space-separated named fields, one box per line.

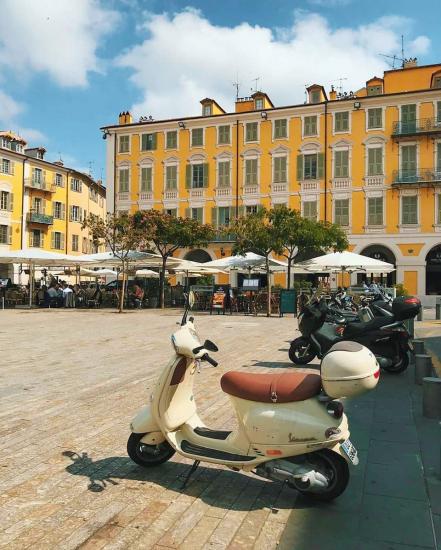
xmin=151 ymin=133 xmax=157 ymax=150
xmin=185 ymin=208 xmax=190 ymax=219
xmin=211 ymin=207 xmax=218 ymax=228
xmin=238 ymin=205 xmax=245 ymax=217
xmin=185 ymin=165 xmax=192 ymax=189
xmin=297 ymin=155 xmax=304 ymax=180
xmin=203 ymin=163 xmax=209 ymax=188
xmin=317 ymin=153 xmax=324 ymax=179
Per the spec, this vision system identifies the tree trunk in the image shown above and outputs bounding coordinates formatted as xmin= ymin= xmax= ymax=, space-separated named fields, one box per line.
xmin=159 ymin=256 xmax=167 ymax=309
xmin=287 ymin=258 xmax=291 ymax=290
xmin=266 ymin=256 xmax=271 ymax=318
xmin=119 ymin=263 xmax=126 ymax=313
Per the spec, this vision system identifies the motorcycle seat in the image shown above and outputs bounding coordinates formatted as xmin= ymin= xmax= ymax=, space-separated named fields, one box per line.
xmin=344 ymin=316 xmax=393 ymax=337
xmin=220 ymin=371 xmax=321 ymax=404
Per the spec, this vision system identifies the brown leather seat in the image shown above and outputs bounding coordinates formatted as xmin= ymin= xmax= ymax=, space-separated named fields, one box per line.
xmin=220 ymin=371 xmax=322 ymax=404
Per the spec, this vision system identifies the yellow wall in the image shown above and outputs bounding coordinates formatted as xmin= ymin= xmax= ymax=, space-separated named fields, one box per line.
xmin=403 ymin=271 xmax=418 ymax=295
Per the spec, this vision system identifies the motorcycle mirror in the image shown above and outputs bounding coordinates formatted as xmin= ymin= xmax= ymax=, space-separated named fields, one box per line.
xmin=188 ymin=290 xmax=195 ymax=309
xmin=203 ymin=339 xmax=218 ymax=352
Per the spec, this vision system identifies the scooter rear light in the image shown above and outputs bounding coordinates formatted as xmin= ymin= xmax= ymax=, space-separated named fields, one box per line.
xmin=326 ymin=401 xmax=344 ymax=419
xmin=404 ymin=297 xmax=420 ymax=304
xmin=335 ymin=326 xmax=345 ymax=336
xmin=374 ymin=369 xmax=380 ymax=379
xmin=266 ymin=449 xmax=282 ymax=456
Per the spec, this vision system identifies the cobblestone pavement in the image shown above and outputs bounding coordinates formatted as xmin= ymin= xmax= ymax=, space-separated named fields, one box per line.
xmin=0 ymin=310 xmax=439 ymax=549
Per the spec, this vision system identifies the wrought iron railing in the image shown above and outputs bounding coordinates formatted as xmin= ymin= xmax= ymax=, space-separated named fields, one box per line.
xmin=392 ymin=169 xmax=441 ymax=184
xmin=392 ymin=117 xmax=441 ymax=136
xmin=27 ymin=211 xmax=54 ymax=224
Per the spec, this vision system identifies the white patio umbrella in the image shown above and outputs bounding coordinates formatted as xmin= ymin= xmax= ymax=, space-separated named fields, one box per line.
xmin=135 ymin=269 xmax=159 ymax=278
xmin=204 ymin=252 xmax=287 ymax=271
xmin=294 ymin=251 xmax=395 ymax=274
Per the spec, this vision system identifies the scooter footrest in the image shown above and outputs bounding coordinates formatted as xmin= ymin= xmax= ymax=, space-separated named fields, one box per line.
xmin=181 ymin=440 xmax=255 ymax=462
xmin=193 ymin=427 xmax=232 ymax=440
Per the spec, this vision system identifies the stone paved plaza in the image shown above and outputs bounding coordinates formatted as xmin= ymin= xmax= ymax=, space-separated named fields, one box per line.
xmin=0 ymin=309 xmax=440 ymax=549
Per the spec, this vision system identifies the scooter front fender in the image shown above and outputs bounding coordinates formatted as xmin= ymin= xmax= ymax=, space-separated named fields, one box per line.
xmin=130 ymin=404 xmax=160 ymax=434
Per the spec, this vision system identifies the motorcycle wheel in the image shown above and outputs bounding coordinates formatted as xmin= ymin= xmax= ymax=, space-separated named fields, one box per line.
xmin=127 ymin=433 xmax=175 ymax=467
xmin=383 ymin=350 xmax=409 ymax=374
xmin=289 ymin=449 xmax=350 ymax=502
xmin=288 ymin=337 xmax=316 ymax=365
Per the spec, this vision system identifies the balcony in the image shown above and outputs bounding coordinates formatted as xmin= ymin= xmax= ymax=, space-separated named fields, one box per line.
xmin=117 ymin=192 xmax=129 ymax=201
xmin=212 ymin=231 xmax=236 ymax=242
xmin=392 ymin=169 xmax=441 ymax=185
xmin=215 ymin=186 xmax=232 ymax=198
xmin=271 ymin=182 xmax=288 ymax=194
xmin=163 ymin=189 xmax=178 ymax=200
xmin=392 ymin=117 xmax=441 ymax=138
xmin=189 ymin=188 xmax=205 ymax=200
xmin=301 ymin=180 xmax=319 ymax=192
xmin=364 ymin=175 xmax=385 ymax=186
xmin=332 ymin=177 xmax=352 ymax=190
xmin=24 ymin=178 xmax=55 ymax=193
xmin=243 ymin=184 xmax=260 ymax=196
xmin=27 ymin=211 xmax=54 ymax=225
xmin=139 ymin=192 xmax=153 ymax=201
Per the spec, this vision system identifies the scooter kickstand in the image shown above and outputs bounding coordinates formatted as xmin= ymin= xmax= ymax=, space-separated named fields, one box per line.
xmin=181 ymin=460 xmax=200 ymax=490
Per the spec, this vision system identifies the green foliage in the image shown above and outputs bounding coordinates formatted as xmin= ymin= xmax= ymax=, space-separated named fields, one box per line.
xmin=394 ymin=283 xmax=409 ymax=297
xmin=197 ymin=275 xmax=215 ymax=286
xmin=293 ymin=280 xmax=313 ymax=291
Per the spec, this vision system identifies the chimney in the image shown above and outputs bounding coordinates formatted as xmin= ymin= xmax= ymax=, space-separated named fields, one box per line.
xmin=54 ymin=160 xmax=64 ymax=166
xmin=329 ymin=86 xmax=337 ymax=101
xmin=118 ymin=111 xmax=133 ymax=125
xmin=403 ymin=58 xmax=418 ymax=69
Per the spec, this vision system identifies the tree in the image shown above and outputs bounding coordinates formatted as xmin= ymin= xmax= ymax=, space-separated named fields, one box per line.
xmin=270 ymin=206 xmax=348 ymax=289
xmin=83 ymin=213 xmax=146 ymax=313
xmin=134 ymin=210 xmax=215 ymax=308
xmin=230 ymin=208 xmax=283 ymax=317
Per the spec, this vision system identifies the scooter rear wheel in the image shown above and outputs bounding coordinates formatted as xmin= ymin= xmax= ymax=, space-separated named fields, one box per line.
xmin=127 ymin=433 xmax=175 ymax=467
xmin=288 ymin=337 xmax=316 ymax=365
xmin=290 ymin=449 xmax=349 ymax=502
xmin=382 ymin=350 xmax=409 ymax=374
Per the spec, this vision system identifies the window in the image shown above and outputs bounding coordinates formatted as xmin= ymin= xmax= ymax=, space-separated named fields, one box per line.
xmin=203 ymin=105 xmax=212 ymax=116
xmin=140 ymin=167 xmax=152 ymax=191
xmin=72 ymin=234 xmax=79 ymax=252
xmin=30 ymin=230 xmax=42 ymax=248
xmin=437 ymin=142 xmax=441 ymax=175
xmin=190 ymin=207 xmax=203 ymax=223
xmin=141 ymin=133 xmax=157 ymax=151
xmin=335 ymin=112 xmax=349 ymax=132
xmin=33 ymin=197 xmax=43 ymax=214
xmin=245 ymin=158 xmax=258 ymax=185
xmin=70 ymin=205 xmax=81 ymax=222
xmin=437 ymin=102 xmax=441 ymax=124
xmin=368 ymin=108 xmax=382 ymax=129
xmin=401 ymin=195 xmax=418 ymax=225
xmin=0 ymin=191 xmax=12 ymax=211
xmin=218 ymin=206 xmax=231 ymax=226
xmin=368 ymin=197 xmax=383 ymax=226
xmin=191 ymin=164 xmax=204 ymax=188
xmin=401 ymin=104 xmax=417 ymax=132
xmin=303 ymin=201 xmax=317 ymax=221
xmin=191 ymin=128 xmax=203 ymax=147
xmin=218 ymin=125 xmax=230 ymax=145
xmin=433 ymin=76 xmax=441 ymax=89
xmin=118 ymin=169 xmax=129 ymax=192
xmin=71 ymin=178 xmax=82 ymax=192
xmin=33 ymin=168 xmax=43 ymax=184
xmin=0 ymin=158 xmax=11 ymax=175
xmin=165 ymin=208 xmax=177 ymax=217
xmin=367 ymin=85 xmax=382 ymax=96
xmin=245 ymin=122 xmax=258 ymax=142
xmin=55 ymin=173 xmax=63 ymax=187
xmin=438 ymin=195 xmax=441 ymax=224
xmin=51 ymin=231 xmax=64 ymax=250
xmin=304 ymin=116 xmax=317 ymax=137
xmin=82 ymin=237 xmax=88 ymax=253
xmin=53 ymin=202 xmax=65 ymax=219
xmin=304 ymin=154 xmax=318 ymax=180
xmin=255 ymin=98 xmax=264 ymax=110
xmin=334 ymin=150 xmax=349 ymax=178
xmin=401 ymin=145 xmax=417 ymax=179
xmin=273 ymin=156 xmax=287 ymax=183
xmin=246 ymin=205 xmax=258 ymax=215
xmin=166 ymin=165 xmax=177 ymax=190
xmin=218 ymin=161 xmax=230 ymax=187
xmin=310 ymin=90 xmax=321 ymax=104
xmin=166 ymin=131 xmax=177 ymax=149
xmin=274 ymin=119 xmax=287 ymax=139
xmin=119 ymin=135 xmax=130 ymax=153
xmin=368 ymin=148 xmax=383 ymax=176
xmin=0 ymin=225 xmax=8 ymax=244
xmin=334 ymin=198 xmax=349 ymax=226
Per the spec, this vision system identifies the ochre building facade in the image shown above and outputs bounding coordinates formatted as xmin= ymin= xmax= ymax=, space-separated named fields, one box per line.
xmin=103 ymin=61 xmax=441 ymax=302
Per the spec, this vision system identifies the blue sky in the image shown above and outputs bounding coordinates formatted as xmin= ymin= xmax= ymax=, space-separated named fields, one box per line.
xmin=0 ymin=0 xmax=439 ymax=182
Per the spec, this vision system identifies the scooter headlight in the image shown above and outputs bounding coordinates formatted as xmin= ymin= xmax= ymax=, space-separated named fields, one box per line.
xmin=171 ymin=334 xmax=178 ymax=351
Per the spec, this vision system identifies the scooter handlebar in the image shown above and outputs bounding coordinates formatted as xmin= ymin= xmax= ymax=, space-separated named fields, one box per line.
xmin=202 ymin=353 xmax=218 ymax=367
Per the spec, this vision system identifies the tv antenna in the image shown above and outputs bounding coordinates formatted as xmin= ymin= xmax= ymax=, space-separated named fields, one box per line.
xmin=232 ymin=75 xmax=241 ymax=99
xmin=251 ymin=76 xmax=261 ymax=93
xmin=332 ymin=77 xmax=348 ymax=94
xmin=380 ymin=34 xmax=406 ymax=69
xmin=88 ymin=161 xmax=94 ymax=177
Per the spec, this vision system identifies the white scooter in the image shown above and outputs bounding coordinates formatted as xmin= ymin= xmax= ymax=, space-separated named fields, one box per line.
xmin=128 ymin=293 xmax=380 ymax=501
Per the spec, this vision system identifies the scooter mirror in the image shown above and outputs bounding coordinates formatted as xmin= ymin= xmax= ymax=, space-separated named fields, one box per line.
xmin=188 ymin=291 xmax=195 ymax=309
xmin=203 ymin=339 xmax=218 ymax=352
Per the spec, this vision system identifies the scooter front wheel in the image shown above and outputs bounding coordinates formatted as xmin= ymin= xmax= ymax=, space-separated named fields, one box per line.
xmin=288 ymin=337 xmax=316 ymax=365
xmin=289 ymin=449 xmax=349 ymax=502
xmin=127 ymin=433 xmax=175 ymax=467
xmin=382 ymin=350 xmax=409 ymax=374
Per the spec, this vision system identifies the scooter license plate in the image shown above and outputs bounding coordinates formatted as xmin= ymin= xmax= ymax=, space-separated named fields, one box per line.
xmin=341 ymin=439 xmax=359 ymax=465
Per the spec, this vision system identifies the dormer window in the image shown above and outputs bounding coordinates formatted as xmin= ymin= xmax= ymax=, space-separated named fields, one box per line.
xmin=310 ymin=90 xmax=321 ymax=104
xmin=203 ymin=104 xmax=212 ymax=116
xmin=255 ymin=98 xmax=264 ymax=110
xmin=367 ymin=85 xmax=383 ymax=96
xmin=432 ymin=75 xmax=441 ymax=89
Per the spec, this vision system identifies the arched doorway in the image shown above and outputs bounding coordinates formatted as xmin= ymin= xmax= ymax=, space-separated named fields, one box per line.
xmin=358 ymin=245 xmax=396 ymax=286
xmin=184 ymin=249 xmax=211 ymax=263
xmin=426 ymin=245 xmax=441 ymax=295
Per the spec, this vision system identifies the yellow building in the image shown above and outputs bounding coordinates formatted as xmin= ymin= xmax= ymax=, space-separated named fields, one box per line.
xmin=0 ymin=131 xmax=106 ymax=281
xmin=103 ymin=60 xmax=441 ymax=303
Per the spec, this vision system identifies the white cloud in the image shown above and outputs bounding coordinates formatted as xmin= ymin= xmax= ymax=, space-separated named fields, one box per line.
xmin=116 ymin=9 xmax=431 ymax=120
xmin=0 ymin=0 xmax=119 ymax=87
xmin=0 ymin=89 xmax=46 ymax=145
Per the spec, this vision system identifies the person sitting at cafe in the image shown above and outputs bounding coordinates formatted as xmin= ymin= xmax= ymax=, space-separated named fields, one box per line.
xmin=47 ymin=283 xmax=63 ymax=307
xmin=36 ymin=285 xmax=49 ymax=308
xmin=62 ymin=283 xmax=74 ymax=308
xmin=130 ymin=283 xmax=144 ymax=308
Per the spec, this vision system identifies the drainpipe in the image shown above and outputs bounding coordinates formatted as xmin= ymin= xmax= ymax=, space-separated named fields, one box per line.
xmin=235 ymin=120 xmax=239 ymax=219
xmin=324 ymin=100 xmax=328 ymax=222
xmin=113 ymin=132 xmax=117 ymax=214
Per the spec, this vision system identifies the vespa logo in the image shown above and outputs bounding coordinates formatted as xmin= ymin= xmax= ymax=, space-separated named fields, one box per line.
xmin=288 ymin=433 xmax=316 ymax=443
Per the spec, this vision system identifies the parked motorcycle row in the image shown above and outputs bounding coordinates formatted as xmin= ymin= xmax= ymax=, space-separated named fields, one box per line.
xmin=126 ymin=288 xmax=421 ymax=503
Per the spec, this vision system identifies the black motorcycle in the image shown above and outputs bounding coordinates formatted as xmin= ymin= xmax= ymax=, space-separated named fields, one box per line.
xmin=289 ymin=296 xmax=421 ymax=374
